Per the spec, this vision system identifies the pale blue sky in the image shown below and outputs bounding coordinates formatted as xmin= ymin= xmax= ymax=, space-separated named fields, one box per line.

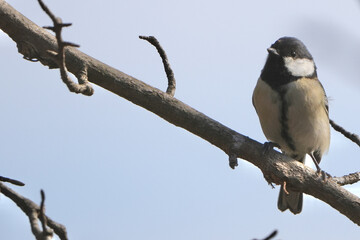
xmin=1 ymin=0 xmax=360 ymax=239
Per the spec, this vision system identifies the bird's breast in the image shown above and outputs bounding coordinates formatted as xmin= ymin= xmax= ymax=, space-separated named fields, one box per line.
xmin=282 ymin=78 xmax=330 ymax=155
xmin=252 ymin=78 xmax=283 ymax=147
xmin=253 ymin=77 xmax=330 ymax=156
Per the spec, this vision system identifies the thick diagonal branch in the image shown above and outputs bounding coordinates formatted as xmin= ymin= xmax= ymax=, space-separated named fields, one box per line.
xmin=0 ymin=0 xmax=360 ymax=226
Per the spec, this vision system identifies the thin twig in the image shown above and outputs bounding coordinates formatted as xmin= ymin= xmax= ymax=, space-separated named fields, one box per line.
xmin=0 ymin=183 xmax=68 ymax=240
xmin=39 ymin=189 xmax=53 ymax=239
xmin=330 ymin=119 xmax=360 ymax=147
xmin=0 ymin=175 xmax=25 ymax=186
xmin=253 ymin=230 xmax=278 ymax=240
xmin=139 ymin=35 xmax=176 ymax=96
xmin=333 ymin=172 xmax=360 ymax=186
xmin=38 ymin=0 xmax=94 ymax=96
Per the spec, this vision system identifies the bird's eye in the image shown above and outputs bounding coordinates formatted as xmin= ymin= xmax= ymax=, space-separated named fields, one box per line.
xmin=291 ymin=51 xmax=297 ymax=57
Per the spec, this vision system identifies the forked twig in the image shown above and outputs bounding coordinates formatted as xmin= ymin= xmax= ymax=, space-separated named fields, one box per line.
xmin=0 ymin=183 xmax=68 ymax=240
xmin=38 ymin=0 xmax=94 ymax=96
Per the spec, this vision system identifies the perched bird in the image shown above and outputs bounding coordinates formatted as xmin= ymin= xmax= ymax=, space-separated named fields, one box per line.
xmin=252 ymin=37 xmax=330 ymax=214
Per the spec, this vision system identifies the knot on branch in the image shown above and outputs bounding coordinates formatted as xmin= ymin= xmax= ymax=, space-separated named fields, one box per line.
xmin=38 ymin=0 xmax=94 ymax=96
xmin=228 ymin=153 xmax=238 ymax=169
xmin=17 ymin=40 xmax=58 ymax=68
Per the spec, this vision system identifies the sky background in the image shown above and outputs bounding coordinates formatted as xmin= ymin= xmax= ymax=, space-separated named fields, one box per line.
xmin=1 ymin=0 xmax=360 ymax=239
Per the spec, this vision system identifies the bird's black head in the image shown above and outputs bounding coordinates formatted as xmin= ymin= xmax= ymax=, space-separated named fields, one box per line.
xmin=268 ymin=37 xmax=313 ymax=60
xmin=261 ymin=37 xmax=317 ymax=89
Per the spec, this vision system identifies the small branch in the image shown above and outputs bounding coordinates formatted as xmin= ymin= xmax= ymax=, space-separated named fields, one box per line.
xmin=333 ymin=172 xmax=360 ymax=186
xmin=139 ymin=35 xmax=176 ymax=96
xmin=330 ymin=119 xmax=360 ymax=147
xmin=39 ymin=190 xmax=53 ymax=239
xmin=38 ymin=0 xmax=94 ymax=96
xmin=0 ymin=183 xmax=68 ymax=240
xmin=0 ymin=175 xmax=25 ymax=186
xmin=253 ymin=230 xmax=278 ymax=240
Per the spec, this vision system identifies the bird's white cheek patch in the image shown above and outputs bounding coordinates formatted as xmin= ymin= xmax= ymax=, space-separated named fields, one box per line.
xmin=284 ymin=57 xmax=315 ymax=77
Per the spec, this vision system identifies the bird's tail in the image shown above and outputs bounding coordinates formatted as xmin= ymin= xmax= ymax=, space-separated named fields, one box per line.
xmin=277 ymin=187 xmax=303 ymax=214
xmin=277 ymin=154 xmax=305 ymax=214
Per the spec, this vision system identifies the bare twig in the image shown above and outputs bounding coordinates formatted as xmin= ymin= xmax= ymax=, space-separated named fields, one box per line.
xmin=139 ymin=35 xmax=176 ymax=96
xmin=0 ymin=175 xmax=25 ymax=186
xmin=0 ymin=183 xmax=68 ymax=240
xmin=253 ymin=230 xmax=278 ymax=240
xmin=39 ymin=190 xmax=53 ymax=239
xmin=333 ymin=172 xmax=360 ymax=186
xmin=38 ymin=0 xmax=94 ymax=96
xmin=330 ymin=119 xmax=360 ymax=147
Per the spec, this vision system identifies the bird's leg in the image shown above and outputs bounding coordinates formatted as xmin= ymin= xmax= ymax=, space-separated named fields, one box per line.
xmin=282 ymin=181 xmax=289 ymax=195
xmin=309 ymin=153 xmax=321 ymax=172
xmin=309 ymin=153 xmax=331 ymax=180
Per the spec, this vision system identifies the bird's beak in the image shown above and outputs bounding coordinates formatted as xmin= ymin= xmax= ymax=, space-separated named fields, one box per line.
xmin=267 ymin=47 xmax=279 ymax=56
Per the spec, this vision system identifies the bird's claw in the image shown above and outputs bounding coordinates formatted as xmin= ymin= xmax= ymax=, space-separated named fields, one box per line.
xmin=316 ymin=169 xmax=332 ymax=181
xmin=263 ymin=141 xmax=280 ymax=154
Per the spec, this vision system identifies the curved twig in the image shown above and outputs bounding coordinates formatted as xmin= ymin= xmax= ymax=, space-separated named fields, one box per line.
xmin=330 ymin=119 xmax=360 ymax=147
xmin=139 ymin=35 xmax=176 ymax=96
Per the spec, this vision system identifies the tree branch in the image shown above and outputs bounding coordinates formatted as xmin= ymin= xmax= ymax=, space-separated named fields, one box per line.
xmin=0 ymin=0 xmax=360 ymax=226
xmin=0 ymin=183 xmax=68 ymax=240
xmin=333 ymin=172 xmax=360 ymax=186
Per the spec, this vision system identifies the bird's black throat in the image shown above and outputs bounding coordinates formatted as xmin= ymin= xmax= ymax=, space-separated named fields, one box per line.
xmin=260 ymin=54 xmax=317 ymax=91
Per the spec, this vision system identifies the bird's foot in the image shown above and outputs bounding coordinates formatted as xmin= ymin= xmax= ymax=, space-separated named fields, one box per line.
xmin=316 ymin=169 xmax=332 ymax=181
xmin=263 ymin=141 xmax=280 ymax=154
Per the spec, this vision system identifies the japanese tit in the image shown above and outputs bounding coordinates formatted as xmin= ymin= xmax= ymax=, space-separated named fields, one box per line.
xmin=252 ymin=37 xmax=330 ymax=214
